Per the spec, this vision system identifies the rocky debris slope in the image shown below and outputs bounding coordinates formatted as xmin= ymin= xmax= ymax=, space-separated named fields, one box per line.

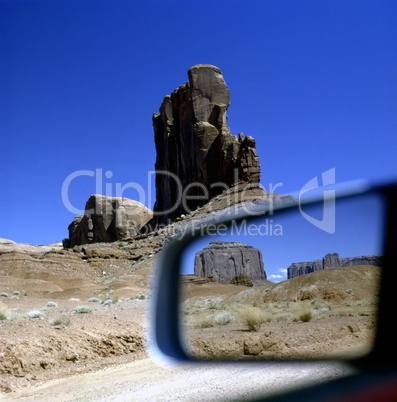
xmin=194 ymin=241 xmax=266 ymax=285
xmin=287 ymin=252 xmax=384 ymax=279
xmin=65 ymin=194 xmax=153 ymax=248
xmin=0 ymin=297 xmax=145 ymax=393
xmin=152 ymin=64 xmax=261 ymax=225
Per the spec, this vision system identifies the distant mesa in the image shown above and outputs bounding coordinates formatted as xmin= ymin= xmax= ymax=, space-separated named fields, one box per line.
xmin=152 ymin=64 xmax=261 ymax=225
xmin=64 ymin=195 xmax=152 ymax=248
xmin=194 ymin=241 xmax=267 ymax=286
xmin=287 ymin=252 xmax=383 ymax=279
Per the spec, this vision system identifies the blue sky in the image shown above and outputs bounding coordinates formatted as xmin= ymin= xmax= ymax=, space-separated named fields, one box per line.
xmin=181 ymin=192 xmax=385 ymax=281
xmin=1 ymin=0 xmax=396 ymax=246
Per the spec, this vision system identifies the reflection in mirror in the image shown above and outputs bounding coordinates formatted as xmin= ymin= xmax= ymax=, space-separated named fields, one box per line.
xmin=179 ymin=194 xmax=384 ymax=360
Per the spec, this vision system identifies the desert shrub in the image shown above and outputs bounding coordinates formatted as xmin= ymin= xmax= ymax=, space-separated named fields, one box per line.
xmin=0 ymin=292 xmax=8 ymax=298
xmin=213 ymin=311 xmax=234 ymax=326
xmin=27 ymin=310 xmax=43 ymax=318
xmin=299 ymin=311 xmax=313 ymax=322
xmin=292 ymin=304 xmax=313 ymax=322
xmin=13 ymin=291 xmax=20 ymax=296
xmin=102 ymin=299 xmax=113 ymax=306
xmin=47 ymin=301 xmax=58 ymax=307
xmin=50 ymin=317 xmax=71 ymax=327
xmin=74 ymin=305 xmax=93 ymax=314
xmin=242 ymin=308 xmax=265 ymax=332
xmin=0 ymin=302 xmax=11 ymax=320
xmin=196 ymin=317 xmax=214 ymax=328
xmin=87 ymin=297 xmax=101 ymax=303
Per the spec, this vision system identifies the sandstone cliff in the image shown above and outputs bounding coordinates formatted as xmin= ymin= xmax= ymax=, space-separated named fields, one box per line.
xmin=152 ymin=64 xmax=261 ymax=225
xmin=66 ymin=195 xmax=152 ymax=247
xmin=287 ymin=252 xmax=383 ymax=279
xmin=194 ymin=241 xmax=266 ymax=285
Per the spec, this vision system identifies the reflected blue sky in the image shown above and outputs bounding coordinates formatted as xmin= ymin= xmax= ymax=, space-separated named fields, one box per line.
xmin=181 ymin=193 xmax=385 ymax=282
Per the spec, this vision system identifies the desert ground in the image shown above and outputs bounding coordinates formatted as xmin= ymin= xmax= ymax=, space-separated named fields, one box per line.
xmin=0 ymin=187 xmax=381 ymax=399
xmin=181 ymin=265 xmax=379 ymax=360
xmin=0 ymin=232 xmax=379 ymax=399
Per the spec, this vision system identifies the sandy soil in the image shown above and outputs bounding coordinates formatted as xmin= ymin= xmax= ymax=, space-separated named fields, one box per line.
xmin=0 ymin=357 xmax=355 ymax=402
xmin=0 ymin=224 xmax=380 ymax=400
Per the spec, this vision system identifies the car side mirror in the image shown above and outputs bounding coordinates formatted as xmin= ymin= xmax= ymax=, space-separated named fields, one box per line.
xmin=149 ymin=181 xmax=397 ymax=367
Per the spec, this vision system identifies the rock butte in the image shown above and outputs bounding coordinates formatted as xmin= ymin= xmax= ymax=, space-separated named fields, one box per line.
xmin=194 ymin=241 xmax=266 ymax=285
xmin=152 ymin=64 xmax=261 ymax=225
xmin=65 ymin=64 xmax=262 ymax=246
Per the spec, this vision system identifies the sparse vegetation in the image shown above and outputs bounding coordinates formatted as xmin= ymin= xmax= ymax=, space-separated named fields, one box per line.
xmin=196 ymin=316 xmax=214 ymax=328
xmin=299 ymin=310 xmax=313 ymax=322
xmin=213 ymin=311 xmax=234 ymax=326
xmin=0 ymin=292 xmax=8 ymax=298
xmin=102 ymin=297 xmax=119 ymax=305
xmin=87 ymin=297 xmax=102 ymax=303
xmin=0 ymin=301 xmax=11 ymax=320
xmin=241 ymin=307 xmax=265 ymax=332
xmin=74 ymin=305 xmax=93 ymax=314
xmin=27 ymin=310 xmax=44 ymax=318
xmin=50 ymin=317 xmax=71 ymax=327
xmin=47 ymin=301 xmax=58 ymax=307
xmin=292 ymin=304 xmax=313 ymax=322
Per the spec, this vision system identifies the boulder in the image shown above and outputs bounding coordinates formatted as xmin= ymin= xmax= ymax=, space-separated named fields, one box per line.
xmin=66 ymin=195 xmax=152 ymax=247
xmin=194 ymin=241 xmax=266 ymax=284
xmin=152 ymin=64 xmax=261 ymax=225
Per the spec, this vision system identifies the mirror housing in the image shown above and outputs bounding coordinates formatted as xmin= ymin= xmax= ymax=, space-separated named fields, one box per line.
xmin=149 ymin=181 xmax=397 ymax=367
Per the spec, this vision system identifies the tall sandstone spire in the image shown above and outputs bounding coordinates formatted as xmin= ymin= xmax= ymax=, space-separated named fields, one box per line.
xmin=152 ymin=64 xmax=261 ymax=225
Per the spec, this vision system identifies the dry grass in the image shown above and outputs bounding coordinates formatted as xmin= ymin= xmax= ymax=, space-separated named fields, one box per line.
xmin=194 ymin=316 xmax=214 ymax=328
xmin=0 ymin=301 xmax=12 ymax=320
xmin=50 ymin=317 xmax=71 ymax=327
xmin=241 ymin=307 xmax=265 ymax=332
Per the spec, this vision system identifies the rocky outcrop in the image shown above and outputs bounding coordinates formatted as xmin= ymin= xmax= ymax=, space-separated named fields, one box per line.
xmin=194 ymin=241 xmax=266 ymax=285
xmin=287 ymin=252 xmax=383 ymax=279
xmin=152 ymin=64 xmax=261 ymax=225
xmin=65 ymin=195 xmax=152 ymax=248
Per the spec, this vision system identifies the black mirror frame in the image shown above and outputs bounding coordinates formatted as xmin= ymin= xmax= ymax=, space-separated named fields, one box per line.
xmin=149 ymin=181 xmax=397 ymax=368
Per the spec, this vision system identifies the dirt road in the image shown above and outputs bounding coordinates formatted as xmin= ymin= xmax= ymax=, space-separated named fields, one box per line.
xmin=1 ymin=357 xmax=355 ymax=402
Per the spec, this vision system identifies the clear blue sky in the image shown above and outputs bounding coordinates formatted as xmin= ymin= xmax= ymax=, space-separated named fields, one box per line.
xmin=1 ymin=0 xmax=396 ymax=245
xmin=182 ymin=192 xmax=384 ymax=281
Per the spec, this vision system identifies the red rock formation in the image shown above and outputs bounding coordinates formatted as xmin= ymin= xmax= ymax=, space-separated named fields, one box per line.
xmin=152 ymin=64 xmax=261 ymax=225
